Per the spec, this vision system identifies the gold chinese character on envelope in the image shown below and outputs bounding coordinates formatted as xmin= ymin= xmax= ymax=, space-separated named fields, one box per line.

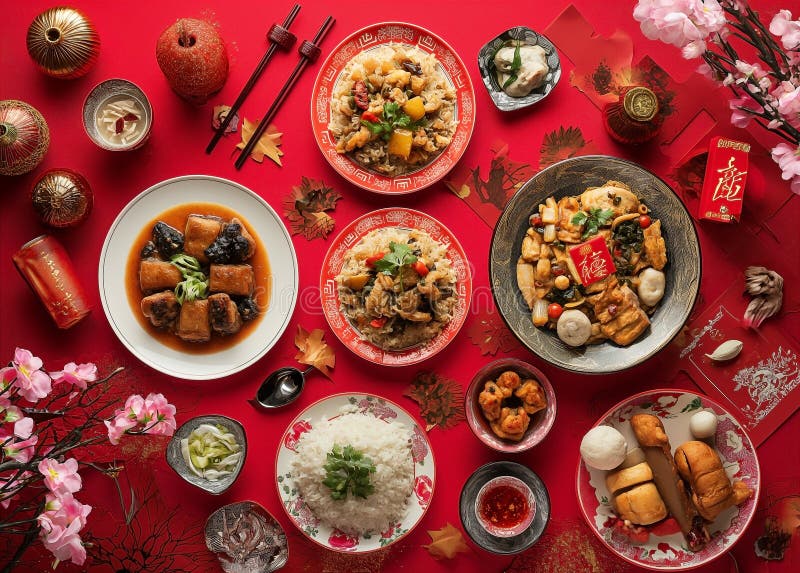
xmin=568 ymin=236 xmax=616 ymax=286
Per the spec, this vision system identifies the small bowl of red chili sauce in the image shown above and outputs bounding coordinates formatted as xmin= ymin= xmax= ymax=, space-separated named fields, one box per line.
xmin=475 ymin=475 xmax=535 ymax=537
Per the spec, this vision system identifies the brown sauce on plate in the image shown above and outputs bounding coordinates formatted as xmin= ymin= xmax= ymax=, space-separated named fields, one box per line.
xmin=125 ymin=202 xmax=270 ymax=354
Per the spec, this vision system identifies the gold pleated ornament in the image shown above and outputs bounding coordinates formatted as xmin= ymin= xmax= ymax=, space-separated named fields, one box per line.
xmin=0 ymin=100 xmax=50 ymax=176
xmin=26 ymin=7 xmax=100 ymax=79
xmin=31 ymin=169 xmax=93 ymax=228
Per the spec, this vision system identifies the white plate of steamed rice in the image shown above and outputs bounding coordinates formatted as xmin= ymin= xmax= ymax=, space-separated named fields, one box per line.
xmin=276 ymin=393 xmax=435 ymax=552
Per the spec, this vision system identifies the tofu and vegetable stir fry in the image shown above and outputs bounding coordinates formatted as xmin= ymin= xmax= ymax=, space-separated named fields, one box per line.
xmin=516 ymin=180 xmax=668 ymax=347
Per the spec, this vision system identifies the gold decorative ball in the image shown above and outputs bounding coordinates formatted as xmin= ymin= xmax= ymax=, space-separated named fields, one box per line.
xmin=26 ymin=7 xmax=100 ymax=79
xmin=31 ymin=169 xmax=93 ymax=227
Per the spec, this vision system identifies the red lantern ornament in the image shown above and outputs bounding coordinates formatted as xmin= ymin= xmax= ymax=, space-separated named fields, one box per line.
xmin=0 ymin=100 xmax=50 ymax=177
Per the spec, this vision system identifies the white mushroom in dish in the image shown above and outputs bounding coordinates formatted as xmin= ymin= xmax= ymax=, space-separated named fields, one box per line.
xmin=556 ymin=309 xmax=592 ymax=347
xmin=637 ymin=268 xmax=666 ymax=307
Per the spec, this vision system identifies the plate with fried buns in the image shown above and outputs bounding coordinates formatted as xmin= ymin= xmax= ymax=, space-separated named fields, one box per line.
xmin=576 ymin=390 xmax=760 ymax=570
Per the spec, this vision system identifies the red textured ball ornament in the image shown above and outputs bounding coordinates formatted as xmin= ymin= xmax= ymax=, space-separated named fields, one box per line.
xmin=156 ymin=18 xmax=228 ymax=105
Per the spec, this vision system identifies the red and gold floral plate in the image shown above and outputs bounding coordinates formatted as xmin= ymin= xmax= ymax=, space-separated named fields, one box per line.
xmin=321 ymin=207 xmax=472 ymax=366
xmin=275 ymin=393 xmax=435 ymax=553
xmin=311 ymin=22 xmax=475 ymax=194
xmin=576 ymin=390 xmax=760 ymax=570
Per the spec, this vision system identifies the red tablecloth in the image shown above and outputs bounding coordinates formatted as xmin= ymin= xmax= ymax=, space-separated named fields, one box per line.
xmin=2 ymin=1 xmax=799 ymax=572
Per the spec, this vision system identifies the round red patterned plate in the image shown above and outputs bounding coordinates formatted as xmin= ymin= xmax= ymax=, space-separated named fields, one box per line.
xmin=310 ymin=22 xmax=475 ymax=194
xmin=275 ymin=393 xmax=435 ymax=553
xmin=320 ymin=208 xmax=471 ymax=366
xmin=576 ymin=390 xmax=760 ymax=570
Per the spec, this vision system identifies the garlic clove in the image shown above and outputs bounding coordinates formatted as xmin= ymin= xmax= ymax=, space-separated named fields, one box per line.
xmin=705 ymin=340 xmax=743 ymax=362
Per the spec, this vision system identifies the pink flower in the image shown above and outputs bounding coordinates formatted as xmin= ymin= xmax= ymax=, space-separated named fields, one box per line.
xmin=771 ymin=143 xmax=800 ymax=194
xmin=37 ymin=492 xmax=92 ymax=566
xmin=10 ymin=348 xmax=51 ymax=402
xmin=14 ymin=417 xmax=34 ymax=439
xmin=104 ymin=414 xmax=137 ymax=445
xmin=776 ymin=85 xmax=800 ymax=128
xmin=634 ymin=0 xmax=726 ymax=58
xmin=141 ymin=393 xmax=177 ymax=436
xmin=770 ymin=10 xmax=800 ymax=50
xmin=3 ymin=434 xmax=38 ymax=463
xmin=38 ymin=458 xmax=82 ymax=495
xmin=50 ymin=362 xmax=97 ymax=390
xmin=729 ymin=95 xmax=762 ymax=127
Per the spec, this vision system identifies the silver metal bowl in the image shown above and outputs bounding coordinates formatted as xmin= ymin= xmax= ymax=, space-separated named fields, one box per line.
xmin=166 ymin=414 xmax=247 ymax=495
xmin=205 ymin=501 xmax=288 ymax=573
xmin=82 ymin=78 xmax=152 ymax=151
xmin=477 ymin=26 xmax=562 ymax=112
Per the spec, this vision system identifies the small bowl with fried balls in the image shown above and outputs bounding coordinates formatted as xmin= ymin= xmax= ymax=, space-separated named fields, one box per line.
xmin=466 ymin=358 xmax=556 ymax=453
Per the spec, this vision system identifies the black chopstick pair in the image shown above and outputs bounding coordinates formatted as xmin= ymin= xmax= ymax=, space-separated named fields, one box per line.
xmin=204 ymin=4 xmax=335 ymax=170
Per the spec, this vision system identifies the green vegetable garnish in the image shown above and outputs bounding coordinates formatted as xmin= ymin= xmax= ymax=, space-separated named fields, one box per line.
xmin=361 ymin=102 xmax=426 ymax=141
xmin=502 ymin=41 xmax=523 ymax=89
xmin=571 ymin=208 xmax=615 ymax=240
xmin=170 ymin=254 xmax=209 ymax=304
xmin=373 ymin=241 xmax=418 ymax=276
xmin=322 ymin=444 xmax=376 ymax=500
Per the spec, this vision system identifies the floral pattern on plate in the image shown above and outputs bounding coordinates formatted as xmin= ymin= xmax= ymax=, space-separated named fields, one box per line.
xmin=311 ymin=22 xmax=475 ymax=194
xmin=321 ymin=208 xmax=472 ymax=367
xmin=576 ymin=390 xmax=760 ymax=570
xmin=276 ymin=393 xmax=436 ymax=553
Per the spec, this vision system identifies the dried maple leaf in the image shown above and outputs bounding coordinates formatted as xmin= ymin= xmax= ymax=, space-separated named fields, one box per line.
xmin=467 ymin=311 xmax=522 ymax=356
xmin=539 ymin=126 xmax=589 ymax=170
xmin=294 ymin=325 xmax=335 ymax=378
xmin=282 ymin=177 xmax=342 ymax=240
xmin=423 ymin=523 xmax=470 ymax=560
xmin=404 ymin=371 xmax=465 ymax=431
xmin=236 ymin=118 xmax=283 ymax=165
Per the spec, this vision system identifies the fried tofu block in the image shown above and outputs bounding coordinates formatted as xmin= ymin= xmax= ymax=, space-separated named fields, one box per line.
xmin=177 ymin=299 xmax=211 ymax=342
xmin=139 ymin=260 xmax=182 ymax=292
xmin=592 ymin=278 xmax=650 ymax=346
xmin=209 ymin=264 xmax=254 ymax=296
xmin=643 ymin=220 xmax=667 ymax=271
xmin=184 ymin=215 xmax=223 ymax=264
xmin=140 ymin=290 xmax=179 ymax=328
xmin=209 ymin=293 xmax=242 ymax=335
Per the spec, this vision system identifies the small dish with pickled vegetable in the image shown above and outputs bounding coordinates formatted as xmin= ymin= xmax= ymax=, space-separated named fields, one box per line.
xmin=477 ymin=26 xmax=561 ymax=112
xmin=166 ymin=414 xmax=247 ymax=495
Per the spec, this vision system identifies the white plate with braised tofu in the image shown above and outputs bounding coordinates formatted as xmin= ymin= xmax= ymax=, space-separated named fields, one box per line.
xmin=576 ymin=390 xmax=760 ymax=570
xmin=100 ymin=175 xmax=298 ymax=380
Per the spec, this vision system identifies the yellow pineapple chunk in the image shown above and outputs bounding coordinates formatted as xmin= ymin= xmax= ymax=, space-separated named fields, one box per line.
xmin=403 ymin=97 xmax=426 ymax=121
xmin=388 ymin=129 xmax=413 ymax=159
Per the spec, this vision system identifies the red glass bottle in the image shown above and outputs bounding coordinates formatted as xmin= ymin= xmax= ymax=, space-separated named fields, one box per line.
xmin=603 ymin=86 xmax=663 ymax=144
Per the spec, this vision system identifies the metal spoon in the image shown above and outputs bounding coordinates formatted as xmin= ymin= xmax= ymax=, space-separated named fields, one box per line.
xmin=249 ymin=366 xmax=317 ymax=409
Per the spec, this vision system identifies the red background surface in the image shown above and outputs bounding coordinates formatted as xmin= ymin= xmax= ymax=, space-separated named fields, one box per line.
xmin=2 ymin=0 xmax=799 ymax=572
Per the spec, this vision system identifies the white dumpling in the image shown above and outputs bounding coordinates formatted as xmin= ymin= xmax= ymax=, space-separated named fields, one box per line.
xmin=494 ymin=45 xmax=549 ymax=97
xmin=638 ymin=268 xmax=666 ymax=307
xmin=556 ymin=309 xmax=592 ymax=347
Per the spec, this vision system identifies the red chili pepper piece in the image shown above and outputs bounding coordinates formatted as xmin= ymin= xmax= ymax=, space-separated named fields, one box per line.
xmin=114 ymin=118 xmax=125 ymax=134
xmin=370 ymin=317 xmax=387 ymax=328
xmin=361 ymin=111 xmax=380 ymax=123
xmin=365 ymin=252 xmax=386 ymax=268
xmin=354 ymin=80 xmax=369 ymax=110
xmin=412 ymin=261 xmax=429 ymax=277
xmin=122 ymin=113 xmax=139 ymax=121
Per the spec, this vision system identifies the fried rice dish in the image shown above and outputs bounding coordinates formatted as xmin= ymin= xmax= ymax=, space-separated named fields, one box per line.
xmin=329 ymin=44 xmax=457 ymax=176
xmin=337 ymin=227 xmax=457 ymax=350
